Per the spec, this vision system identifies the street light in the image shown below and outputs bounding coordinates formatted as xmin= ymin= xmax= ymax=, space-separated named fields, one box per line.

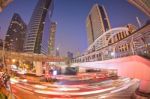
xmin=12 ymin=59 xmax=16 ymax=63
xmin=111 ymin=52 xmax=115 ymax=57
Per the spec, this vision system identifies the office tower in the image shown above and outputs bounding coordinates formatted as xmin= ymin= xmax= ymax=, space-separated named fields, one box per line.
xmin=128 ymin=0 xmax=150 ymax=17
xmin=0 ymin=0 xmax=13 ymax=12
xmin=5 ymin=13 xmax=27 ymax=52
xmin=48 ymin=22 xmax=56 ymax=55
xmin=67 ymin=51 xmax=73 ymax=59
xmin=86 ymin=4 xmax=111 ymax=46
xmin=56 ymin=48 xmax=59 ymax=56
xmin=24 ymin=0 xmax=54 ymax=55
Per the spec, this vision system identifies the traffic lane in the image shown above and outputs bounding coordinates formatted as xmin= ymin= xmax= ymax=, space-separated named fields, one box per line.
xmin=11 ymin=80 xmax=118 ymax=98
xmin=10 ymin=77 xmax=129 ymax=94
xmin=10 ymin=76 xmax=134 ymax=98
xmin=11 ymin=84 xmax=90 ymax=99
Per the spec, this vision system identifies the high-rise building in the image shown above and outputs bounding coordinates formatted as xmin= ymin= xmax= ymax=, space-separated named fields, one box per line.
xmin=5 ymin=13 xmax=27 ymax=52
xmin=24 ymin=0 xmax=54 ymax=55
xmin=128 ymin=0 xmax=150 ymax=17
xmin=0 ymin=0 xmax=13 ymax=12
xmin=86 ymin=4 xmax=111 ymax=46
xmin=56 ymin=47 xmax=59 ymax=56
xmin=67 ymin=51 xmax=73 ymax=59
xmin=48 ymin=22 xmax=56 ymax=55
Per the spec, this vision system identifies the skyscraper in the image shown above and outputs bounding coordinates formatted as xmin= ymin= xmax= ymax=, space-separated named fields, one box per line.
xmin=67 ymin=51 xmax=73 ymax=59
xmin=128 ymin=0 xmax=150 ymax=18
xmin=48 ymin=22 xmax=56 ymax=55
xmin=86 ymin=4 xmax=111 ymax=46
xmin=5 ymin=13 xmax=27 ymax=52
xmin=24 ymin=0 xmax=54 ymax=55
xmin=56 ymin=47 xmax=60 ymax=56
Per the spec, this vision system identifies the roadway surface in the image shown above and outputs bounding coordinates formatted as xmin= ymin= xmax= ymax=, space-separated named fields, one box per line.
xmin=9 ymin=72 xmax=139 ymax=99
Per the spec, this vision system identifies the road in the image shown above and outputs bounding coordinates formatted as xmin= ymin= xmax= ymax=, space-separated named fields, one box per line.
xmin=8 ymin=72 xmax=139 ymax=99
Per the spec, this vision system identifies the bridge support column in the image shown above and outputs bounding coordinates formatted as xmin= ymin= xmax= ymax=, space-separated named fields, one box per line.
xmin=135 ymin=80 xmax=150 ymax=99
xmin=33 ymin=61 xmax=43 ymax=76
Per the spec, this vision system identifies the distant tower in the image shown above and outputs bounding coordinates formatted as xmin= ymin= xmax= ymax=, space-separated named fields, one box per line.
xmin=136 ymin=17 xmax=142 ymax=28
xmin=67 ymin=51 xmax=73 ymax=59
xmin=24 ymin=0 xmax=54 ymax=55
xmin=5 ymin=13 xmax=27 ymax=52
xmin=48 ymin=22 xmax=57 ymax=55
xmin=75 ymin=48 xmax=81 ymax=57
xmin=86 ymin=4 xmax=111 ymax=46
xmin=128 ymin=0 xmax=150 ymax=18
xmin=56 ymin=47 xmax=59 ymax=56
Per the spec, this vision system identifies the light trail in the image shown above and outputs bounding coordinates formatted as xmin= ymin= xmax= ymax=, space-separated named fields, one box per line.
xmin=34 ymin=87 xmax=116 ymax=96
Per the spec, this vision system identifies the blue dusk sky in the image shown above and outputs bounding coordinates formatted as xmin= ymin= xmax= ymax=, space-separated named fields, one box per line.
xmin=0 ymin=0 xmax=149 ymax=56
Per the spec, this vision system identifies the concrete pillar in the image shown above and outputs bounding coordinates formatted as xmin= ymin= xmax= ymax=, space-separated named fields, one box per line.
xmin=34 ymin=61 xmax=43 ymax=76
xmin=135 ymin=80 xmax=150 ymax=99
xmin=101 ymin=54 xmax=104 ymax=61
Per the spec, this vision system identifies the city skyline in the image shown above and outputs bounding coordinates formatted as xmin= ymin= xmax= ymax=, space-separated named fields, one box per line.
xmin=0 ymin=0 xmax=149 ymax=56
xmin=0 ymin=1 xmax=150 ymax=98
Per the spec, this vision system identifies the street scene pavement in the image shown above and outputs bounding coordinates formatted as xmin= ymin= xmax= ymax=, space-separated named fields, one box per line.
xmin=6 ymin=72 xmax=139 ymax=99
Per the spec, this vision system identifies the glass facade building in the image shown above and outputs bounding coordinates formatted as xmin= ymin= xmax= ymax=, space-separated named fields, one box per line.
xmin=24 ymin=0 xmax=54 ymax=55
xmin=48 ymin=22 xmax=56 ymax=55
xmin=5 ymin=13 xmax=27 ymax=52
xmin=86 ymin=4 xmax=111 ymax=46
